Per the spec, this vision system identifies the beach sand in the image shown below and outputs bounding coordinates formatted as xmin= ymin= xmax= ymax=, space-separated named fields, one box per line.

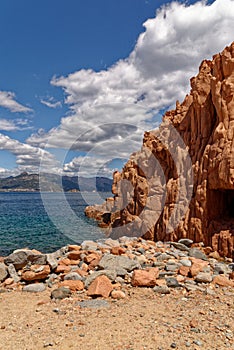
xmin=0 ymin=286 xmax=233 ymax=350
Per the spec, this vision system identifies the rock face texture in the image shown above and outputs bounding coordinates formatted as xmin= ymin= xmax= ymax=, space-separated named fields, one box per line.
xmin=85 ymin=42 xmax=234 ymax=258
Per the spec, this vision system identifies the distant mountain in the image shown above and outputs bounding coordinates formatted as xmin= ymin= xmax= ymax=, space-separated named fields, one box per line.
xmin=0 ymin=172 xmax=113 ymax=192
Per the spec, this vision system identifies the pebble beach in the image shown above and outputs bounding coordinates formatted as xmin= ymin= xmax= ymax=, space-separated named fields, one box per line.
xmin=0 ymin=236 xmax=234 ymax=349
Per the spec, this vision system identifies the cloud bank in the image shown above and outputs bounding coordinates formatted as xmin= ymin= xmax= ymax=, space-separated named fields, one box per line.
xmin=0 ymin=133 xmax=59 ymax=175
xmin=5 ymin=0 xmax=234 ymax=177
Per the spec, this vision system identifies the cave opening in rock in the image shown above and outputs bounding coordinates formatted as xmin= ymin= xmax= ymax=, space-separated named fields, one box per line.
xmin=208 ymin=189 xmax=234 ymax=220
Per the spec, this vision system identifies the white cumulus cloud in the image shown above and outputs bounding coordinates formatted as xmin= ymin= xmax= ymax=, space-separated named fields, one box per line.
xmin=0 ymin=91 xmax=32 ymax=113
xmin=63 ymin=156 xmax=117 ymax=177
xmin=0 ymin=119 xmax=20 ymax=131
xmin=0 ymin=118 xmax=32 ymax=131
xmin=0 ymin=133 xmax=59 ymax=174
xmin=24 ymin=0 xmax=234 ymax=176
xmin=0 ymin=167 xmax=19 ymax=178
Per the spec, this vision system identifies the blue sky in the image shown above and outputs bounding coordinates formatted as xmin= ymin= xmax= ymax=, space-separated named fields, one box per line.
xmin=0 ymin=0 xmax=233 ymax=177
xmin=0 ymin=0 xmax=174 ymax=135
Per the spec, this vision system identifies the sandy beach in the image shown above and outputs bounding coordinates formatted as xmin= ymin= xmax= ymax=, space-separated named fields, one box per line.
xmin=0 ymin=286 xmax=233 ymax=350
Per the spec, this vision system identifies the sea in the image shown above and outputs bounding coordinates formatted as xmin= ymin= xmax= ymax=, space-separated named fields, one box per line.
xmin=0 ymin=192 xmax=111 ymax=256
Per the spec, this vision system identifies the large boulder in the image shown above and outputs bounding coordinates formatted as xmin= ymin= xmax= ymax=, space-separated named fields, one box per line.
xmin=4 ymin=251 xmax=30 ymax=270
xmin=131 ymin=268 xmax=159 ymax=287
xmin=4 ymin=250 xmax=47 ymax=270
xmin=98 ymin=254 xmax=140 ymax=274
xmin=85 ymin=42 xmax=234 ymax=258
xmin=21 ymin=265 xmax=51 ymax=281
xmin=87 ymin=275 xmax=113 ymax=298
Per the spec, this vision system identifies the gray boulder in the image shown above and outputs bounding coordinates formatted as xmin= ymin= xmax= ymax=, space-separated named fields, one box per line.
xmin=0 ymin=263 xmax=8 ymax=282
xmin=98 ymin=254 xmax=140 ymax=273
xmin=23 ymin=283 xmax=46 ymax=292
xmin=188 ymin=248 xmax=208 ymax=261
xmin=46 ymin=253 xmax=58 ymax=270
xmin=51 ymin=287 xmax=71 ymax=300
xmin=169 ymin=242 xmax=189 ymax=252
xmin=77 ymin=300 xmax=110 ymax=309
xmin=7 ymin=264 xmax=20 ymax=282
xmin=28 ymin=254 xmax=47 ymax=265
xmin=4 ymin=249 xmax=46 ymax=269
xmin=64 ymin=272 xmax=83 ymax=281
xmin=153 ymin=286 xmax=170 ymax=294
xmin=213 ymin=263 xmax=232 ymax=275
xmin=81 ymin=241 xmax=98 ymax=251
xmin=180 ymin=259 xmax=192 ymax=267
xmin=49 ymin=246 xmax=68 ymax=260
xmin=178 ymin=238 xmax=193 ymax=247
xmin=166 ymin=277 xmax=181 ymax=288
xmin=156 ymin=253 xmax=171 ymax=261
xmin=195 ymin=272 xmax=212 ymax=283
xmin=4 ymin=251 xmax=30 ymax=270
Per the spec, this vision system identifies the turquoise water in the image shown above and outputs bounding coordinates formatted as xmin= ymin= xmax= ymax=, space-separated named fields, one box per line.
xmin=0 ymin=192 xmax=109 ymax=256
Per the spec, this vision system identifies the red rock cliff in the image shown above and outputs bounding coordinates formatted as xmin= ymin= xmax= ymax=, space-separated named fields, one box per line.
xmin=85 ymin=42 xmax=234 ymax=258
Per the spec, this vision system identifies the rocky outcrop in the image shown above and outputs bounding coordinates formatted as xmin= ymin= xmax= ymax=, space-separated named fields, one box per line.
xmin=85 ymin=42 xmax=234 ymax=257
xmin=1 ymin=238 xmax=234 ymax=297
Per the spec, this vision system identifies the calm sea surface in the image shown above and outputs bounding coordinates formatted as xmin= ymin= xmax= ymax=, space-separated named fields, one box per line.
xmin=0 ymin=192 xmax=110 ymax=256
